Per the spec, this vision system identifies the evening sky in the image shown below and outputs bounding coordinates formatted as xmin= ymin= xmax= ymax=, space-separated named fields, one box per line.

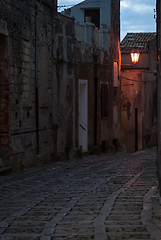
xmin=58 ymin=0 xmax=156 ymax=40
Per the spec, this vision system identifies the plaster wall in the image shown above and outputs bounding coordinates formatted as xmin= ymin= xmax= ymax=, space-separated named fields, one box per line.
xmin=56 ymin=12 xmax=121 ymax=155
xmin=121 ymin=41 xmax=157 ymax=152
xmin=121 ymin=70 xmax=144 ymax=152
xmin=121 ymin=52 xmax=149 ymax=69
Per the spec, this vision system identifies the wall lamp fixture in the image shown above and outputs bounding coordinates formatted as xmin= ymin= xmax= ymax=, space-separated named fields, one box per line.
xmin=131 ymin=50 xmax=140 ymax=64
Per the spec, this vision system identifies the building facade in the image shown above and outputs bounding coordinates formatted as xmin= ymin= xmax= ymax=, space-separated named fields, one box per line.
xmin=121 ymin=33 xmax=157 ymax=153
xmin=0 ymin=0 xmax=57 ymax=170
xmin=59 ymin=0 xmax=121 ymax=157
xmin=0 ymin=0 xmax=121 ymax=171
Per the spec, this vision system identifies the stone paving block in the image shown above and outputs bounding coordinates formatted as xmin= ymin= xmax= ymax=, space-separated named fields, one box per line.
xmin=107 ymin=231 xmax=151 ymax=239
xmin=51 ymin=236 xmax=94 ymax=240
xmin=0 ymin=147 xmax=160 ymax=240
xmin=105 ymin=219 xmax=142 ymax=224
xmin=10 ymin=220 xmax=46 ymax=228
xmin=15 ymin=216 xmax=53 ymax=222
xmin=0 ymin=236 xmax=41 ymax=240
xmin=106 ymin=224 xmax=148 ymax=232
xmin=4 ymin=227 xmax=43 ymax=234
xmin=54 ymin=226 xmax=94 ymax=235
xmin=106 ymin=214 xmax=141 ymax=221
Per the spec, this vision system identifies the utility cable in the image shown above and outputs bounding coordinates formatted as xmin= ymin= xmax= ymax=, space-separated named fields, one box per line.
xmin=57 ymin=0 xmax=110 ymax=9
xmin=119 ymin=76 xmax=156 ymax=83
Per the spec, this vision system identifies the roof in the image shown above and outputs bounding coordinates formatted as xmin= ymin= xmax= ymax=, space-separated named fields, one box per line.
xmin=121 ymin=32 xmax=156 ymax=51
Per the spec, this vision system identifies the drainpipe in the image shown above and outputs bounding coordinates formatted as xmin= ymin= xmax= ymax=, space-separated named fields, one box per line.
xmin=94 ymin=77 xmax=98 ymax=146
xmin=35 ymin=2 xmax=40 ymax=155
xmin=157 ymin=0 xmax=161 ymax=195
xmin=93 ymin=52 xmax=98 ymax=146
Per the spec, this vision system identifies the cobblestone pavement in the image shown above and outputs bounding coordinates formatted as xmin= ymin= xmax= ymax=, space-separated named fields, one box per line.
xmin=0 ymin=147 xmax=161 ymax=240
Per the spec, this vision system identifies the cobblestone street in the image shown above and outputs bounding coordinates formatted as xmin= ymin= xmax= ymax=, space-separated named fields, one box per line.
xmin=0 ymin=147 xmax=161 ymax=240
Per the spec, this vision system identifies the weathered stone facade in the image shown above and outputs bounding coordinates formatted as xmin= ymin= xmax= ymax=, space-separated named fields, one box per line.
xmin=58 ymin=0 xmax=121 ymax=155
xmin=0 ymin=0 xmax=57 ymax=169
xmin=0 ymin=0 xmax=121 ymax=170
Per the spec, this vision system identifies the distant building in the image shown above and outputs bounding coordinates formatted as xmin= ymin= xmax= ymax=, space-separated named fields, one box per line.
xmin=63 ymin=0 xmax=111 ymax=30
xmin=120 ymin=32 xmax=157 ymax=153
xmin=62 ymin=0 xmax=113 ymax=51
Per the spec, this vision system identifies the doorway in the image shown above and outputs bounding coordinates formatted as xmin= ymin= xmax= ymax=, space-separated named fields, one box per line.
xmin=78 ymin=80 xmax=88 ymax=152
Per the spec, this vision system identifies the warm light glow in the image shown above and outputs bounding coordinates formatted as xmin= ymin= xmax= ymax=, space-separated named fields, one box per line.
xmin=131 ymin=52 xmax=140 ymax=64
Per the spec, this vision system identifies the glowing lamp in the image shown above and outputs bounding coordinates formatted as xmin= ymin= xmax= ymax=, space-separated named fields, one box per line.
xmin=131 ymin=51 xmax=140 ymax=64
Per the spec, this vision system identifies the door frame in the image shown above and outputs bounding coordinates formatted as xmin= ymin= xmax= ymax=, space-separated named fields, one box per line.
xmin=78 ymin=79 xmax=88 ymax=152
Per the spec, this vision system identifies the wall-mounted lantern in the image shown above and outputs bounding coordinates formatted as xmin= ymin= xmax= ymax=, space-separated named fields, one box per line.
xmin=131 ymin=51 xmax=140 ymax=64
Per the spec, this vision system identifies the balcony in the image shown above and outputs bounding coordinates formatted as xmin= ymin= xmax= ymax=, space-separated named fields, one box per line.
xmin=74 ymin=21 xmax=109 ymax=50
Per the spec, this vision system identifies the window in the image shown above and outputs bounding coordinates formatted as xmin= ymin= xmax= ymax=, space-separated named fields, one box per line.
xmin=84 ymin=9 xmax=100 ymax=28
xmin=101 ymin=84 xmax=108 ymax=117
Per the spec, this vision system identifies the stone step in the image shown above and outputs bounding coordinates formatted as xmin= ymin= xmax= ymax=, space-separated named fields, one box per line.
xmin=0 ymin=166 xmax=12 ymax=176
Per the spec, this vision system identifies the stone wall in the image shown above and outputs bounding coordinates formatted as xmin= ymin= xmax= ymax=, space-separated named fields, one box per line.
xmin=0 ymin=0 xmax=57 ymax=169
xmin=0 ymin=0 xmax=121 ymax=170
xmin=0 ymin=34 xmax=9 ymax=166
xmin=121 ymin=38 xmax=157 ymax=152
xmin=55 ymin=9 xmax=121 ymax=156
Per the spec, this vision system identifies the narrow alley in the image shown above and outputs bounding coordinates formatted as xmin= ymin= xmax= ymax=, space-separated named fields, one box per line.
xmin=0 ymin=147 xmax=161 ymax=240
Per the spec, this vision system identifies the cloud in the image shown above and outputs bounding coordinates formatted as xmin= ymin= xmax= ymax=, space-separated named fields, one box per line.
xmin=120 ymin=0 xmax=156 ymax=39
xmin=121 ymin=0 xmax=155 ymax=14
xmin=121 ymin=0 xmax=130 ymax=8
xmin=133 ymin=4 xmax=153 ymax=14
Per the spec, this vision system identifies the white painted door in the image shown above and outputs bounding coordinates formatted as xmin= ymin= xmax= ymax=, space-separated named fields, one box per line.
xmin=78 ymin=80 xmax=88 ymax=152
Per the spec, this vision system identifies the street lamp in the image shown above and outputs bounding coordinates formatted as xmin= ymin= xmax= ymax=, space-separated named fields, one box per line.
xmin=131 ymin=51 xmax=140 ymax=64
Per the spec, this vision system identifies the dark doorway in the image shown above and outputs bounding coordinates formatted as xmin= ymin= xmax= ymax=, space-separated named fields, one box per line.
xmin=84 ymin=9 xmax=100 ymax=28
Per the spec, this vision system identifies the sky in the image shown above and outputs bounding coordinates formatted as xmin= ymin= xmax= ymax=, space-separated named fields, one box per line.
xmin=57 ymin=0 xmax=156 ymax=40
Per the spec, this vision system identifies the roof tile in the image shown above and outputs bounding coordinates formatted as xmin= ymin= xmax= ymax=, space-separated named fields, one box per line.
xmin=121 ymin=32 xmax=156 ymax=51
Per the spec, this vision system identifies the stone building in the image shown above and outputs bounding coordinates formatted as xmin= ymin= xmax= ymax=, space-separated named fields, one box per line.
xmin=121 ymin=32 xmax=157 ymax=153
xmin=59 ymin=0 xmax=121 ymax=157
xmin=0 ymin=0 xmax=121 ymax=171
xmin=0 ymin=0 xmax=57 ymax=170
